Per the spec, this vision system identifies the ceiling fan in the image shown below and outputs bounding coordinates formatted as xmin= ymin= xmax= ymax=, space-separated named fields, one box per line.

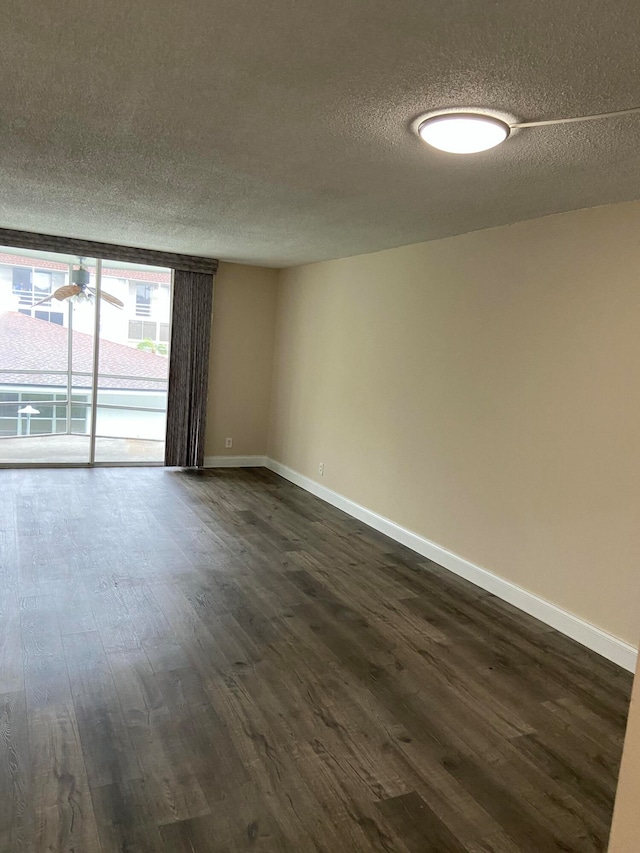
xmin=32 ymin=258 xmax=124 ymax=309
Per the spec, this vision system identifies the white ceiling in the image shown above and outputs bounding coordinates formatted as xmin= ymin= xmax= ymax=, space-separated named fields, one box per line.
xmin=2 ymin=1 xmax=640 ymax=267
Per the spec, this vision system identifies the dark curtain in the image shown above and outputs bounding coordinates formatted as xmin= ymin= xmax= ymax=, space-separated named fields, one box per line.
xmin=164 ymin=269 xmax=214 ymax=467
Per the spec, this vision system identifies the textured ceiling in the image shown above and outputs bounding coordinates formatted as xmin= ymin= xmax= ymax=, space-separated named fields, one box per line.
xmin=2 ymin=1 xmax=640 ymax=267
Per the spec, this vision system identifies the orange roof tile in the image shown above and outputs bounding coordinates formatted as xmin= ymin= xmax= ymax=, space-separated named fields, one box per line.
xmin=0 ymin=311 xmax=167 ymax=391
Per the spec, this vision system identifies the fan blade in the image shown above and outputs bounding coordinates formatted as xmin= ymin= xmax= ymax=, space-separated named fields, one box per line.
xmin=99 ymin=290 xmax=124 ymax=308
xmin=31 ymin=295 xmax=52 ymax=308
xmin=31 ymin=285 xmax=81 ymax=306
xmin=88 ymin=286 xmax=123 ymax=308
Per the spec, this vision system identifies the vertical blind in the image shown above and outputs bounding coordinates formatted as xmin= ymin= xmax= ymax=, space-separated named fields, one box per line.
xmin=164 ymin=269 xmax=215 ymax=467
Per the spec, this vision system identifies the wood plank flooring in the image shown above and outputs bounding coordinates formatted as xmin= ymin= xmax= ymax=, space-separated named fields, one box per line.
xmin=0 ymin=466 xmax=632 ymax=852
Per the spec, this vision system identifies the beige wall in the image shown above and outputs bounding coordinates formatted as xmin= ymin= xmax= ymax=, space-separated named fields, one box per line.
xmin=205 ymin=262 xmax=278 ymax=458
xmin=609 ymin=662 xmax=640 ymax=851
xmin=269 ymin=201 xmax=640 ymax=644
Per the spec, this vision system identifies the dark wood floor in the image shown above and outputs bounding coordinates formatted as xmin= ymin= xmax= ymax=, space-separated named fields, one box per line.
xmin=0 ymin=467 xmax=632 ymax=852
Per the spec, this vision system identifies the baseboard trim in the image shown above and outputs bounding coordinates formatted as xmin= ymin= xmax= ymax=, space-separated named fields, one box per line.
xmin=265 ymin=458 xmax=638 ymax=673
xmin=204 ymin=455 xmax=267 ymax=468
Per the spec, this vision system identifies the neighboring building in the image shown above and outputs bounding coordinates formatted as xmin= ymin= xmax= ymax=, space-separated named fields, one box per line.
xmin=0 ymin=311 xmax=168 ymax=439
xmin=0 ymin=252 xmax=172 ymax=351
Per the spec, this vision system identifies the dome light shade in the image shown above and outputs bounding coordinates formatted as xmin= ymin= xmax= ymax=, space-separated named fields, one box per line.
xmin=418 ymin=113 xmax=510 ymax=153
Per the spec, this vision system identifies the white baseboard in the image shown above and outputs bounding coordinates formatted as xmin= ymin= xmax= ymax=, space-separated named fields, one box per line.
xmin=265 ymin=458 xmax=638 ymax=673
xmin=204 ymin=455 xmax=267 ymax=468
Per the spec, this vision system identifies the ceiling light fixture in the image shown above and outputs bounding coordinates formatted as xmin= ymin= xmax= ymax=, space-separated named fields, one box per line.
xmin=416 ymin=104 xmax=640 ymax=154
xmin=418 ymin=113 xmax=510 ymax=153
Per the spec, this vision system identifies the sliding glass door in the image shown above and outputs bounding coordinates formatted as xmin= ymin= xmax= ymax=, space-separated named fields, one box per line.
xmin=0 ymin=246 xmax=171 ymax=466
xmin=93 ymin=257 xmax=171 ymax=463
xmin=0 ymin=249 xmax=95 ymax=464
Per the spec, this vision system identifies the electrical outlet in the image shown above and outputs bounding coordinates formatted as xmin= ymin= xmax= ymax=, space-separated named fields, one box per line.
xmin=318 ymin=462 xmax=324 ymax=476
xmin=225 ymin=437 xmax=233 ymax=448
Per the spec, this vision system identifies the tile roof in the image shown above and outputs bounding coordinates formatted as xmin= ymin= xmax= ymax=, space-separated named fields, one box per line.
xmin=0 ymin=311 xmax=168 ymax=391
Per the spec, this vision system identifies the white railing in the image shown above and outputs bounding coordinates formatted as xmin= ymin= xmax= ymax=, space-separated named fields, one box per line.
xmin=0 ymin=366 xmax=169 ymax=438
xmin=0 ymin=367 xmax=167 ymax=383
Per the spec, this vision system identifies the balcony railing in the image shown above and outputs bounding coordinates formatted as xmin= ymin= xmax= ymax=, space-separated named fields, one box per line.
xmin=0 ymin=368 xmax=168 ymax=438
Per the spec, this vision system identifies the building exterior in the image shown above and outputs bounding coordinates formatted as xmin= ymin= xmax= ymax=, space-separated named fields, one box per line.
xmin=0 ymin=251 xmax=172 ymax=350
xmin=0 ymin=312 xmax=168 ymax=440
